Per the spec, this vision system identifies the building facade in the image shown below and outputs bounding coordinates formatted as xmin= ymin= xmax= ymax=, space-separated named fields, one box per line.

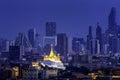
xmin=57 ymin=33 xmax=68 ymax=56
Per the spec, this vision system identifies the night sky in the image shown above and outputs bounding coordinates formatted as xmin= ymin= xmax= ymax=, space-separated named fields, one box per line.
xmin=0 ymin=0 xmax=120 ymax=42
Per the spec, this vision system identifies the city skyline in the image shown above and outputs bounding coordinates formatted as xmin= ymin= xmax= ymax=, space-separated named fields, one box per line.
xmin=0 ymin=0 xmax=120 ymax=40
xmin=0 ymin=1 xmax=120 ymax=79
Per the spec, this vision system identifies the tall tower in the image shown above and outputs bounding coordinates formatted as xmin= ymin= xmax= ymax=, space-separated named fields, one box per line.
xmin=46 ymin=22 xmax=56 ymax=36
xmin=108 ymin=7 xmax=117 ymax=29
xmin=57 ymin=33 xmax=68 ymax=56
xmin=72 ymin=38 xmax=86 ymax=54
xmin=87 ymin=26 xmax=93 ymax=54
xmin=107 ymin=7 xmax=118 ymax=53
xmin=44 ymin=22 xmax=57 ymax=54
xmin=34 ymin=33 xmax=42 ymax=53
xmin=35 ymin=33 xmax=40 ymax=47
xmin=9 ymin=46 xmax=21 ymax=61
xmin=95 ymin=23 xmax=102 ymax=54
xmin=72 ymin=38 xmax=81 ymax=54
xmin=28 ymin=28 xmax=36 ymax=48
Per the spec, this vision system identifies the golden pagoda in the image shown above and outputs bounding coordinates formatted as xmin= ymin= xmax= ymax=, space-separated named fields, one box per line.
xmin=44 ymin=45 xmax=60 ymax=61
xmin=42 ymin=44 xmax=65 ymax=70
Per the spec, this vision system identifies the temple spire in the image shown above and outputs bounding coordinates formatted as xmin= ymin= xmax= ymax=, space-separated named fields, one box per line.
xmin=43 ymin=44 xmax=60 ymax=61
xmin=49 ymin=44 xmax=55 ymax=57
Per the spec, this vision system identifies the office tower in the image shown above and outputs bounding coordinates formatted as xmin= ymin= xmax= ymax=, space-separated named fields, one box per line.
xmin=87 ymin=26 xmax=93 ymax=54
xmin=108 ymin=7 xmax=117 ymax=30
xmin=44 ymin=22 xmax=57 ymax=54
xmin=72 ymin=37 xmax=86 ymax=54
xmin=43 ymin=36 xmax=57 ymax=47
xmin=57 ymin=33 xmax=68 ymax=56
xmin=102 ymin=33 xmax=109 ymax=54
xmin=9 ymin=46 xmax=21 ymax=61
xmin=108 ymin=36 xmax=118 ymax=53
xmin=0 ymin=39 xmax=9 ymax=52
xmin=28 ymin=28 xmax=36 ymax=48
xmin=34 ymin=33 xmax=41 ymax=48
xmin=72 ymin=38 xmax=81 ymax=54
xmin=46 ymin=22 xmax=56 ymax=36
xmin=34 ymin=33 xmax=42 ymax=53
xmin=68 ymin=37 xmax=73 ymax=53
xmin=107 ymin=7 xmax=119 ymax=53
xmin=92 ymin=38 xmax=96 ymax=54
xmin=117 ymin=38 xmax=120 ymax=52
xmin=103 ymin=44 xmax=109 ymax=54
xmin=9 ymin=40 xmax=15 ymax=46
xmin=95 ymin=23 xmax=102 ymax=54
xmin=35 ymin=33 xmax=40 ymax=47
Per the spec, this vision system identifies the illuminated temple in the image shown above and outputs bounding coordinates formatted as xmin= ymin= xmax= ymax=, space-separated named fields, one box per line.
xmin=41 ymin=45 xmax=65 ymax=70
xmin=44 ymin=47 xmax=60 ymax=61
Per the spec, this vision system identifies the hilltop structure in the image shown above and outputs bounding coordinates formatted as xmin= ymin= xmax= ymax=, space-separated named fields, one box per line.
xmin=41 ymin=44 xmax=65 ymax=70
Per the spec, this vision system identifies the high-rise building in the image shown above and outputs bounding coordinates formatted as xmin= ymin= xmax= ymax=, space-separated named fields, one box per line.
xmin=72 ymin=38 xmax=81 ymax=54
xmin=72 ymin=37 xmax=86 ymax=54
xmin=108 ymin=7 xmax=117 ymax=30
xmin=68 ymin=37 xmax=73 ymax=53
xmin=9 ymin=46 xmax=21 ymax=61
xmin=44 ymin=22 xmax=57 ymax=54
xmin=57 ymin=33 xmax=68 ymax=56
xmin=0 ymin=39 xmax=10 ymax=52
xmin=43 ymin=36 xmax=57 ymax=55
xmin=9 ymin=40 xmax=15 ymax=46
xmin=28 ymin=28 xmax=36 ymax=48
xmin=103 ymin=44 xmax=109 ymax=54
xmin=46 ymin=22 xmax=56 ymax=36
xmin=117 ymin=38 xmax=120 ymax=52
xmin=106 ymin=7 xmax=119 ymax=53
xmin=87 ymin=26 xmax=93 ymax=54
xmin=33 ymin=33 xmax=42 ymax=53
xmin=35 ymin=33 xmax=40 ymax=48
xmin=92 ymin=38 xmax=96 ymax=54
xmin=43 ymin=36 xmax=57 ymax=47
xmin=95 ymin=23 xmax=102 ymax=54
xmin=108 ymin=35 xmax=118 ymax=53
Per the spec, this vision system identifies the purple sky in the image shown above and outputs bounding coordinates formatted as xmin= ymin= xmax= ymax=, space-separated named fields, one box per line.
xmin=0 ymin=0 xmax=120 ymax=41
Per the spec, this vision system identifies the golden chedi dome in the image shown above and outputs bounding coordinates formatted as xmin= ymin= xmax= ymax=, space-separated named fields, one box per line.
xmin=44 ymin=45 xmax=60 ymax=61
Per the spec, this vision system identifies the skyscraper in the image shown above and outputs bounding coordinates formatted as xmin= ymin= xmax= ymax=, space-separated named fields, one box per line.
xmin=107 ymin=7 xmax=119 ymax=53
xmin=95 ymin=23 xmax=102 ymax=54
xmin=28 ymin=28 xmax=36 ymax=48
xmin=108 ymin=36 xmax=118 ymax=53
xmin=68 ymin=37 xmax=73 ymax=53
xmin=44 ymin=22 xmax=57 ymax=54
xmin=87 ymin=26 xmax=93 ymax=54
xmin=46 ymin=22 xmax=56 ymax=36
xmin=34 ymin=33 xmax=42 ymax=53
xmin=35 ymin=33 xmax=40 ymax=48
xmin=108 ymin=7 xmax=117 ymax=30
xmin=9 ymin=46 xmax=21 ymax=61
xmin=43 ymin=36 xmax=57 ymax=47
xmin=72 ymin=37 xmax=85 ymax=54
xmin=57 ymin=33 xmax=68 ymax=56
xmin=72 ymin=38 xmax=81 ymax=54
xmin=0 ymin=39 xmax=10 ymax=52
